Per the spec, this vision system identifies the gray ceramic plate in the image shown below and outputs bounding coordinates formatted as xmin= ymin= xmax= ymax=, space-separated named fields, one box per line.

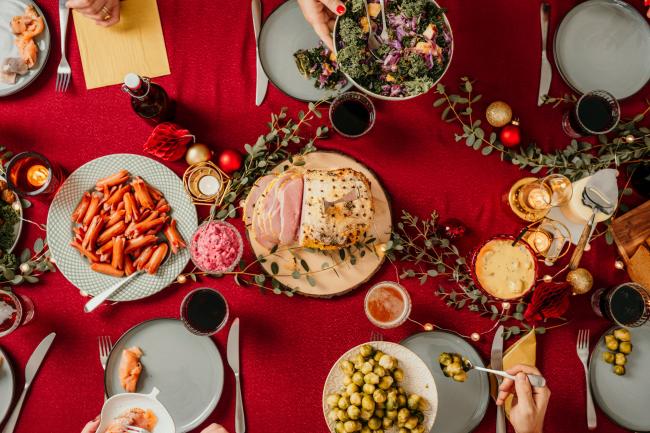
xmin=0 ymin=346 xmax=15 ymax=426
xmin=104 ymin=319 xmax=224 ymax=433
xmin=47 ymin=154 xmax=197 ymax=302
xmin=554 ymin=0 xmax=650 ymax=99
xmin=590 ymin=325 xmax=650 ymax=432
xmin=401 ymin=332 xmax=489 ymax=433
xmin=258 ymin=0 xmax=352 ymax=102
xmin=0 ymin=0 xmax=51 ymax=97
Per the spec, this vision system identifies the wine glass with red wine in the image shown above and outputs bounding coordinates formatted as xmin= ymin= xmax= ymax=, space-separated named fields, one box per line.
xmin=329 ymin=92 xmax=376 ymax=138
xmin=592 ymin=283 xmax=650 ymax=327
xmin=562 ymin=90 xmax=620 ymax=138
xmin=180 ymin=288 xmax=229 ymax=336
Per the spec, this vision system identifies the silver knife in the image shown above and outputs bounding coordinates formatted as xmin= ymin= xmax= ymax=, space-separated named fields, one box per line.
xmin=227 ymin=318 xmax=245 ymax=433
xmin=1 ymin=332 xmax=56 ymax=433
xmin=252 ymin=0 xmax=268 ymax=106
xmin=538 ymin=2 xmax=552 ymax=106
xmin=491 ymin=326 xmax=506 ymax=433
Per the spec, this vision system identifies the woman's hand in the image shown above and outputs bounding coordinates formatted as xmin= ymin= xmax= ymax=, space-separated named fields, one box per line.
xmin=496 ymin=364 xmax=551 ymax=433
xmin=66 ymin=0 xmax=121 ymax=27
xmin=80 ymin=417 xmax=100 ymax=433
xmin=297 ymin=0 xmax=346 ymax=51
xmin=200 ymin=424 xmax=229 ymax=433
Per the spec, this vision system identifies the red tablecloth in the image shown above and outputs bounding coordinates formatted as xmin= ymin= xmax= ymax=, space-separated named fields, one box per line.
xmin=1 ymin=1 xmax=648 ymax=432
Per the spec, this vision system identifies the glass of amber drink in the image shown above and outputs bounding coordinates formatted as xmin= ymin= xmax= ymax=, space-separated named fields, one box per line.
xmin=364 ymin=281 xmax=412 ymax=329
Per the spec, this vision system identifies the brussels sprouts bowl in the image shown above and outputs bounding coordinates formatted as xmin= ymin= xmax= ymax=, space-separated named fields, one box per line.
xmin=333 ymin=0 xmax=453 ymax=101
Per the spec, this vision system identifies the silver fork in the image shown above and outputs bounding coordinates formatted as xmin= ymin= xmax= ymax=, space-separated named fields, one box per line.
xmin=56 ymin=0 xmax=71 ymax=92
xmin=577 ymin=329 xmax=597 ymax=430
xmin=370 ymin=331 xmax=384 ymax=341
xmin=126 ymin=427 xmax=151 ymax=433
xmin=364 ymin=0 xmax=382 ymax=60
xmin=99 ymin=336 xmax=113 ymax=400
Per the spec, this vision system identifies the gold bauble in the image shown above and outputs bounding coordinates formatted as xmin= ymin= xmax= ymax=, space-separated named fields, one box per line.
xmin=185 ymin=143 xmax=213 ymax=165
xmin=566 ymin=268 xmax=594 ymax=295
xmin=485 ymin=101 xmax=513 ymax=127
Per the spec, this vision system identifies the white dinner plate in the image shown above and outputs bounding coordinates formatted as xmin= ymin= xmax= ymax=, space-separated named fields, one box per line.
xmin=590 ymin=325 xmax=650 ymax=432
xmin=47 ymin=153 xmax=197 ymax=302
xmin=554 ymin=0 xmax=650 ymax=99
xmin=258 ymin=0 xmax=352 ymax=102
xmin=104 ymin=319 xmax=224 ymax=433
xmin=0 ymin=346 xmax=16 ymax=425
xmin=0 ymin=0 xmax=51 ymax=97
xmin=401 ymin=332 xmax=489 ymax=433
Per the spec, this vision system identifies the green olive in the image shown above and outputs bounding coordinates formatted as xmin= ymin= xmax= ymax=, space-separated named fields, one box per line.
xmin=619 ymin=341 xmax=633 ymax=354
xmin=360 ymin=344 xmax=374 ymax=358
xmin=352 ymin=372 xmax=365 ymax=386
xmin=362 ymin=395 xmax=376 ymax=412
xmin=614 ymin=328 xmax=631 ymax=342
xmin=393 ymin=368 xmax=404 ymax=382
xmin=364 ymin=372 xmax=380 ymax=385
xmin=347 ymin=405 xmax=361 ymax=420
xmin=615 ymin=353 xmax=627 ymax=366
xmin=613 ymin=365 xmax=626 ymax=376
xmin=601 ymin=351 xmax=615 ymax=364
xmin=338 ymin=396 xmax=350 ymax=410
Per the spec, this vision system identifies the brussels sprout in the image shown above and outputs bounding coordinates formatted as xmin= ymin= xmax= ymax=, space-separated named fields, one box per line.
xmin=337 ymin=409 xmax=349 ymax=422
xmin=417 ymin=397 xmax=429 ymax=411
xmin=613 ymin=328 xmax=631 ymax=342
xmin=363 ymin=383 xmax=376 ymax=395
xmin=405 ymin=416 xmax=419 ymax=430
xmin=362 ymin=395 xmax=376 ymax=412
xmin=445 ymin=362 xmax=463 ymax=376
xmin=350 ymin=392 xmax=362 ymax=406
xmin=615 ymin=353 xmax=627 ymax=366
xmin=619 ymin=341 xmax=633 ymax=354
xmin=328 ymin=409 xmax=339 ymax=422
xmin=341 ymin=391 xmax=350 ymax=398
xmin=343 ymin=420 xmax=361 ymax=433
xmin=379 ymin=354 xmax=397 ymax=370
xmin=452 ymin=354 xmax=462 ymax=364
xmin=353 ymin=372 xmax=365 ymax=386
xmin=407 ymin=394 xmax=421 ymax=411
xmin=364 ymin=372 xmax=380 ymax=385
xmin=397 ymin=408 xmax=410 ymax=424
xmin=360 ymin=410 xmax=373 ymax=421
xmin=397 ymin=394 xmax=407 ymax=408
xmin=373 ymin=389 xmax=387 ymax=403
xmin=613 ymin=365 xmax=626 ymax=376
xmin=438 ymin=352 xmax=453 ymax=366
xmin=360 ymin=427 xmax=371 ymax=433
xmin=344 ymin=375 xmax=353 ymax=386
xmin=379 ymin=375 xmax=394 ymax=390
xmin=361 ymin=362 xmax=374 ymax=375
xmin=376 ymin=402 xmax=385 ymax=410
xmin=352 ymin=354 xmax=365 ymax=368
xmin=347 ymin=383 xmax=360 ymax=394
xmin=347 ymin=405 xmax=361 ymax=420
xmin=453 ymin=371 xmax=468 ymax=383
xmin=382 ymin=417 xmax=393 ymax=429
xmin=341 ymin=360 xmax=355 ymax=375
xmin=360 ymin=344 xmax=375 ymax=358
xmin=386 ymin=391 xmax=398 ymax=410
xmin=338 ymin=396 xmax=351 ymax=410
xmin=411 ymin=424 xmax=426 ymax=433
xmin=335 ymin=421 xmax=345 ymax=433
xmin=605 ymin=335 xmax=619 ymax=351
xmin=368 ymin=417 xmax=382 ymax=430
xmin=374 ymin=365 xmax=387 ymax=377
xmin=374 ymin=408 xmax=385 ymax=418
xmin=374 ymin=351 xmax=385 ymax=362
xmin=399 ymin=429 xmax=409 ymax=433
xmin=393 ymin=368 xmax=404 ymax=382
xmin=601 ymin=351 xmax=615 ymax=364
xmin=327 ymin=393 xmax=340 ymax=408
xmin=386 ymin=409 xmax=398 ymax=420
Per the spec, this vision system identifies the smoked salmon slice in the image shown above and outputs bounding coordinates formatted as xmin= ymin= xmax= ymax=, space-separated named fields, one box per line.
xmin=119 ymin=346 xmax=143 ymax=392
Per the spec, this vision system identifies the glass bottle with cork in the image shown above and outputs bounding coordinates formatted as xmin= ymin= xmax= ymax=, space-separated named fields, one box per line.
xmin=122 ymin=73 xmax=174 ymax=124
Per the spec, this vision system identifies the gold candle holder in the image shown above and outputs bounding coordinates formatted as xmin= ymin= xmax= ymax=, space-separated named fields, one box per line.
xmin=508 ymin=177 xmax=550 ymax=222
xmin=523 ymin=219 xmax=571 ymax=265
xmin=183 ymin=161 xmax=231 ymax=206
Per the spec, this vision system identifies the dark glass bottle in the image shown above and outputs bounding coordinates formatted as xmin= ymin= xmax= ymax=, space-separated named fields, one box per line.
xmin=122 ymin=73 xmax=174 ymax=124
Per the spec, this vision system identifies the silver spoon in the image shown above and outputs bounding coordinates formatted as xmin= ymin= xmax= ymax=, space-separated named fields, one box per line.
xmin=378 ymin=0 xmax=389 ymax=42
xmin=463 ymin=359 xmax=547 ymax=388
xmin=568 ymin=186 xmax=614 ymax=270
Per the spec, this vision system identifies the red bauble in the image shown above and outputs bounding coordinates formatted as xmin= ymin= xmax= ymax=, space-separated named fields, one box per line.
xmin=524 ymin=281 xmax=571 ymax=323
xmin=499 ymin=122 xmax=521 ymax=148
xmin=143 ymin=122 xmax=193 ymax=161
xmin=218 ymin=149 xmax=243 ymax=174
xmin=442 ymin=220 xmax=466 ymax=239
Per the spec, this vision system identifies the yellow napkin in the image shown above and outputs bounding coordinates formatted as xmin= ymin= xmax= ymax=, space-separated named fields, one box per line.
xmin=489 ymin=329 xmax=537 ymax=417
xmin=72 ymin=0 xmax=170 ymax=89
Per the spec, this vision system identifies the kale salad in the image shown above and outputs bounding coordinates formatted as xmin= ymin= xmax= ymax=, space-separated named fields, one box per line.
xmin=293 ymin=42 xmax=348 ymax=91
xmin=335 ymin=0 xmax=452 ymax=98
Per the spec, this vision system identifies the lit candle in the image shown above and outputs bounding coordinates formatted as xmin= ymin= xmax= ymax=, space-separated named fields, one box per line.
xmin=527 ymin=231 xmax=552 ymax=254
xmin=526 ymin=187 xmax=551 ymax=210
xmin=26 ymin=164 xmax=49 ymax=188
xmin=197 ymin=174 xmax=221 ymax=197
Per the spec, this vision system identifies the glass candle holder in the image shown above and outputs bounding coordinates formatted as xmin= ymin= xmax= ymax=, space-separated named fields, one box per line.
xmin=518 ymin=175 xmax=573 ymax=214
xmin=6 ymin=152 xmax=63 ymax=198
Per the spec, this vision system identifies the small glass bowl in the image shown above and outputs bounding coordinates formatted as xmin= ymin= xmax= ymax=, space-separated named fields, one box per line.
xmin=364 ymin=281 xmax=412 ymax=329
xmin=189 ymin=220 xmax=244 ymax=274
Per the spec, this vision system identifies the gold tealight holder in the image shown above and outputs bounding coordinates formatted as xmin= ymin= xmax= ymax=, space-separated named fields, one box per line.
xmin=523 ymin=219 xmax=571 ymax=265
xmin=508 ymin=177 xmax=550 ymax=222
xmin=183 ymin=161 xmax=231 ymax=206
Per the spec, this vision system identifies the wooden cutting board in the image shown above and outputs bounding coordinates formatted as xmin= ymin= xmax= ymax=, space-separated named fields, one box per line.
xmin=610 ymin=200 xmax=650 ymax=261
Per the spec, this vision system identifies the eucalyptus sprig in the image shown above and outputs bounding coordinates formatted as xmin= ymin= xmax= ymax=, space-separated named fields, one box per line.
xmin=386 ymin=210 xmax=547 ymax=340
xmin=214 ymin=102 xmax=329 ymax=220
xmin=1 ymin=236 xmax=55 ymax=289
xmin=434 ymin=77 xmax=650 ymax=180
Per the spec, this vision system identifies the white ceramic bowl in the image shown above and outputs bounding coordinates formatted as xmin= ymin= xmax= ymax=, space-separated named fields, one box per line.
xmin=97 ymin=388 xmax=175 ymax=433
xmin=333 ymin=0 xmax=454 ymax=101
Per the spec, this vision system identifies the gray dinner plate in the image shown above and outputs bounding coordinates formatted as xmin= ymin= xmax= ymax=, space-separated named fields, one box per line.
xmin=258 ymin=0 xmax=352 ymax=102
xmin=401 ymin=331 xmax=489 ymax=433
xmin=590 ymin=325 xmax=650 ymax=432
xmin=554 ymin=0 xmax=650 ymax=99
xmin=0 ymin=346 xmax=15 ymax=426
xmin=105 ymin=319 xmax=224 ymax=433
xmin=0 ymin=0 xmax=51 ymax=97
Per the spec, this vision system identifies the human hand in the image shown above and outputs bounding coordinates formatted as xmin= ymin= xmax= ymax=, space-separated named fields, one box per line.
xmin=66 ymin=0 xmax=121 ymax=27
xmin=297 ymin=0 xmax=346 ymax=51
xmin=496 ymin=364 xmax=551 ymax=433
xmin=200 ymin=423 xmax=229 ymax=433
xmin=80 ymin=416 xmax=100 ymax=433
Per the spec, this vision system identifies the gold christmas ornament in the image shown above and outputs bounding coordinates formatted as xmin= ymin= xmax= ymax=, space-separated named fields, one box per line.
xmin=625 ymin=134 xmax=636 ymax=144
xmin=423 ymin=323 xmax=434 ymax=331
xmin=566 ymin=268 xmax=594 ymax=295
xmin=185 ymin=143 xmax=213 ymax=165
xmin=485 ymin=101 xmax=513 ymax=127
xmin=470 ymin=332 xmax=480 ymax=342
xmin=614 ymin=260 xmax=625 ymax=270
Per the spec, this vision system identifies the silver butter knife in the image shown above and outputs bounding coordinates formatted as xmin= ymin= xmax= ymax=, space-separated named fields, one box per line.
xmin=2 ymin=332 xmax=56 ymax=433
xmin=491 ymin=326 xmax=506 ymax=433
xmin=227 ymin=318 xmax=246 ymax=433
xmin=538 ymin=3 xmax=552 ymax=106
xmin=252 ymin=0 xmax=268 ymax=106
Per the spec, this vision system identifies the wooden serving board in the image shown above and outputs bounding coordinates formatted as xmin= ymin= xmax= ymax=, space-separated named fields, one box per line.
xmin=610 ymin=200 xmax=650 ymax=262
xmin=246 ymin=151 xmax=392 ymax=297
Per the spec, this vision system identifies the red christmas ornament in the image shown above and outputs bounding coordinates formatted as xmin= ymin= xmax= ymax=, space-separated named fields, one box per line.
xmin=524 ymin=281 xmax=571 ymax=323
xmin=499 ymin=120 xmax=521 ymax=148
xmin=218 ymin=149 xmax=243 ymax=174
xmin=442 ymin=220 xmax=466 ymax=239
xmin=143 ymin=122 xmax=194 ymax=161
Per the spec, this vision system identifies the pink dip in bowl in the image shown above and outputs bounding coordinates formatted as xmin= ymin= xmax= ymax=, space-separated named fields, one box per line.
xmin=190 ymin=220 xmax=244 ymax=273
